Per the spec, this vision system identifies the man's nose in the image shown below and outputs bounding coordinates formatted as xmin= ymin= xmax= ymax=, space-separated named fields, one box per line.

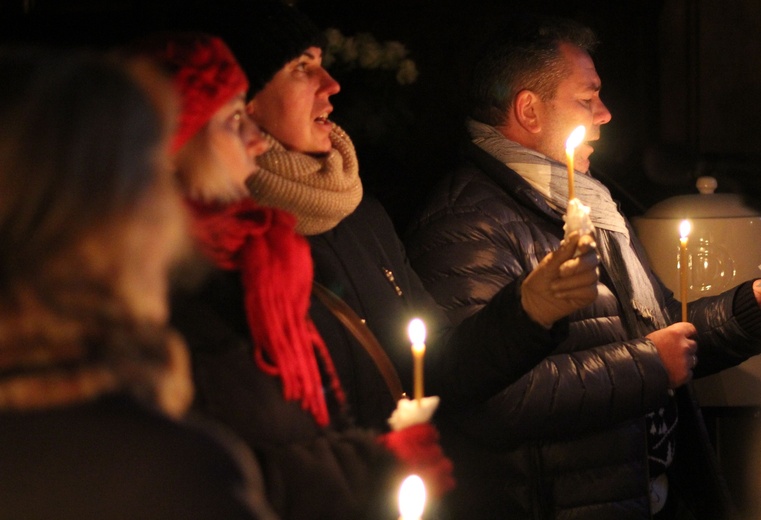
xmin=594 ymin=99 xmax=612 ymax=125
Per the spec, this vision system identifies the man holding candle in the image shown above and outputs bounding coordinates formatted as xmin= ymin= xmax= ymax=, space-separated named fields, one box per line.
xmin=405 ymin=14 xmax=761 ymax=520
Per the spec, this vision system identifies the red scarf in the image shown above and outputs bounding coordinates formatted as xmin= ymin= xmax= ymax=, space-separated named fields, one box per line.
xmin=186 ymin=198 xmax=345 ymax=426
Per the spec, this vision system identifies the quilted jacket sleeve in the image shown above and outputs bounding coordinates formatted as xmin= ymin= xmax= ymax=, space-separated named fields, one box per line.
xmin=664 ymin=278 xmax=761 ymax=376
xmin=406 ymin=172 xmax=574 ymax=408
xmin=459 ymin=336 xmax=671 ymax=447
xmin=459 ymin=281 xmax=761 ymax=450
xmin=631 ymin=230 xmax=761 ymax=375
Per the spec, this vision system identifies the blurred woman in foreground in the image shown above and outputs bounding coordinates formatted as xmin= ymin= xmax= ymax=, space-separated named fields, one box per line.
xmin=0 ymin=46 xmax=275 ymax=520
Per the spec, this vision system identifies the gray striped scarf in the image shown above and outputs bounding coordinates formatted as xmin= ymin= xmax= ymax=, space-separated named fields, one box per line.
xmin=468 ymin=119 xmax=667 ymax=334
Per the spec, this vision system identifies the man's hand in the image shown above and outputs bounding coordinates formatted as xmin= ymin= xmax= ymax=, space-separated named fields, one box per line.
xmin=647 ymin=322 xmax=698 ymax=388
xmin=754 ymin=279 xmax=761 ymax=307
xmin=521 ymin=232 xmax=599 ymax=329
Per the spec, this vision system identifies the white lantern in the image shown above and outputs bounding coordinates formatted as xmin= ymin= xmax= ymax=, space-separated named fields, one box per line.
xmin=633 ymin=176 xmax=761 ymax=406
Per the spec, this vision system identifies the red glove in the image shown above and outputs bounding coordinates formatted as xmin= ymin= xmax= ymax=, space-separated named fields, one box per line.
xmin=377 ymin=422 xmax=455 ymax=498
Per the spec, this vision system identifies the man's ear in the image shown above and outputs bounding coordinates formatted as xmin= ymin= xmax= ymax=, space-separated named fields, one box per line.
xmin=513 ymin=89 xmax=542 ymax=134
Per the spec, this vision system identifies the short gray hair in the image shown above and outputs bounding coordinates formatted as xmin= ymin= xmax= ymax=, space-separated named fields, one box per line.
xmin=468 ymin=16 xmax=599 ymax=126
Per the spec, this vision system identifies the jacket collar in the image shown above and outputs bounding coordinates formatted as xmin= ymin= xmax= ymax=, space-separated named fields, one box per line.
xmin=464 ymin=141 xmax=564 ymax=224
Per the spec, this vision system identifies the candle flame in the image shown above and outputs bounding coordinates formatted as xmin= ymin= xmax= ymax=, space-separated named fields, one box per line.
xmin=399 ymin=474 xmax=426 ymax=519
xmin=680 ymin=219 xmax=691 ymax=239
xmin=408 ymin=318 xmax=426 ymax=345
xmin=565 ymin=125 xmax=586 ymax=154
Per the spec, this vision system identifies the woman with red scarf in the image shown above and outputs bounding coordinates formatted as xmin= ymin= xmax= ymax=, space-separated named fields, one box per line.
xmin=129 ymin=32 xmax=454 ymax=520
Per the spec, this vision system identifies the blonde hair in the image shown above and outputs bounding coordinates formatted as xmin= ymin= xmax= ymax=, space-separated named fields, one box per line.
xmin=0 ymin=46 xmax=189 ymax=413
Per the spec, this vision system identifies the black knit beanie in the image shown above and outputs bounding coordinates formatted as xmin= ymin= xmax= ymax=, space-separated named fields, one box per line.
xmin=189 ymin=0 xmax=326 ymax=97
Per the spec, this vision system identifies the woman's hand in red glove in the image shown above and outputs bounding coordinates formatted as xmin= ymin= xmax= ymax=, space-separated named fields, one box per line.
xmin=377 ymin=422 xmax=455 ymax=498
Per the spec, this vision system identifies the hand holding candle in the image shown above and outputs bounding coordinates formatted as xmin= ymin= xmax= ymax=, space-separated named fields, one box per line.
xmin=381 ymin=403 xmax=455 ymax=499
xmin=679 ymin=220 xmax=691 ymax=322
xmin=408 ymin=318 xmax=426 ymax=403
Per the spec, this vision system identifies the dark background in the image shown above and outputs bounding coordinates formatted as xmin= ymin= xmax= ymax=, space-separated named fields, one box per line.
xmin=297 ymin=0 xmax=761 ymax=227
xmin=3 ymin=0 xmax=761 ymax=228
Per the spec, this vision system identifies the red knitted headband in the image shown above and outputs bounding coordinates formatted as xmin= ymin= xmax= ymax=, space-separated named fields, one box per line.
xmin=149 ymin=33 xmax=249 ymax=154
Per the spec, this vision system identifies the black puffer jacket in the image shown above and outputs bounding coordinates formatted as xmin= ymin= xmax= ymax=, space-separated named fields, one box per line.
xmin=405 ymin=143 xmax=761 ymax=520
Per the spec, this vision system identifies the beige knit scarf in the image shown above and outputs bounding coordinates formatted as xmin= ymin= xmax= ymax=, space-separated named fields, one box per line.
xmin=247 ymin=125 xmax=363 ymax=236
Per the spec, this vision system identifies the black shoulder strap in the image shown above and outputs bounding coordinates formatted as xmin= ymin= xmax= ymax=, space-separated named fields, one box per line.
xmin=312 ymin=281 xmax=405 ymax=401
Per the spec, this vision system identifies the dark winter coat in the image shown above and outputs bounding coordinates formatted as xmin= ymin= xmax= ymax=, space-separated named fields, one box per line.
xmin=309 ymin=194 xmax=564 ymax=430
xmin=170 ymin=267 xmax=399 ymax=520
xmin=0 ymin=393 xmax=275 ymax=520
xmin=306 ymin=195 xmax=441 ymax=430
xmin=404 ymin=142 xmax=761 ymax=520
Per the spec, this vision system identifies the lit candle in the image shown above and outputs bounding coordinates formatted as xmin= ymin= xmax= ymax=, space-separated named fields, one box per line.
xmin=565 ymin=125 xmax=586 ymax=201
xmin=398 ymin=474 xmax=426 ymax=520
xmin=679 ymin=220 xmax=691 ymax=322
xmin=408 ymin=318 xmax=426 ymax=403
